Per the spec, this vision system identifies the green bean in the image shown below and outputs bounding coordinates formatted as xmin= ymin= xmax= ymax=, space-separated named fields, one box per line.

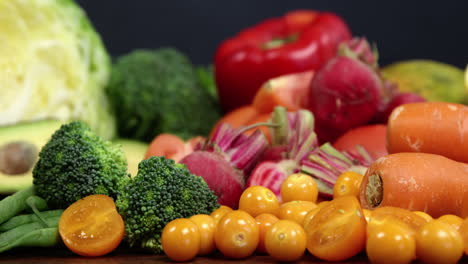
xmin=0 ymin=210 xmax=63 ymax=232
xmin=0 ymin=186 xmax=35 ymax=224
xmin=0 ymin=227 xmax=60 ymax=253
xmin=0 ymin=216 xmax=61 ymax=249
xmin=25 ymin=195 xmax=49 ymax=227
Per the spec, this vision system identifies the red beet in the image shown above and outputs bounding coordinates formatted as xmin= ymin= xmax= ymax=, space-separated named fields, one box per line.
xmin=179 ymin=124 xmax=268 ymax=208
xmin=246 ymin=107 xmax=318 ymax=198
xmin=180 ymin=152 xmax=245 ymax=208
xmin=307 ymin=38 xmax=386 ymax=143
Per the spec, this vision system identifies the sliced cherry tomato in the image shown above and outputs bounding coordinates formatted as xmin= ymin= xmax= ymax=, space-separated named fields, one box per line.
xmin=306 ymin=196 xmax=366 ymax=261
xmin=280 ymin=173 xmax=318 ymax=203
xmin=58 ymin=194 xmax=124 ymax=257
xmin=366 ymin=218 xmax=416 ymax=264
xmin=214 ymin=210 xmax=259 ymax=259
xmin=255 ymin=213 xmax=279 ymax=253
xmin=416 ymin=220 xmax=464 ymax=264
xmin=437 ymin=214 xmax=463 ymax=231
xmin=239 ymin=186 xmax=280 ymax=217
xmin=189 ymin=214 xmax=216 ymax=255
xmin=265 ymin=220 xmax=307 ymax=262
xmin=333 ymin=171 xmax=363 ymax=198
xmin=161 ymin=218 xmax=200 ymax=262
xmin=370 ymin=206 xmax=427 ymax=232
xmin=210 ymin=205 xmax=233 ymax=224
xmin=277 ymin=200 xmax=317 ymax=225
xmin=303 ymin=201 xmax=330 ymax=232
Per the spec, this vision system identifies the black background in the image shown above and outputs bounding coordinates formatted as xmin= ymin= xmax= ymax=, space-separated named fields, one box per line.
xmin=76 ymin=1 xmax=468 ymax=68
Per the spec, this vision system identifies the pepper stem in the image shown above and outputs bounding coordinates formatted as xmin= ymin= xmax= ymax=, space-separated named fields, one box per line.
xmin=262 ymin=33 xmax=299 ymax=50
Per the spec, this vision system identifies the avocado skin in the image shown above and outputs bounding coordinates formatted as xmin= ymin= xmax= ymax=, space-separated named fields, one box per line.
xmin=0 ymin=120 xmax=64 ymax=193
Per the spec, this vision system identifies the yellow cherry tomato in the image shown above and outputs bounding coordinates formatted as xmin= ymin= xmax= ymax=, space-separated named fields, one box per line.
xmin=437 ymin=214 xmax=463 ymax=231
xmin=366 ymin=218 xmax=416 ymax=264
xmin=280 ymin=173 xmax=318 ymax=203
xmin=210 ymin=205 xmax=232 ymax=224
xmin=459 ymin=217 xmax=468 ymax=255
xmin=265 ymin=220 xmax=307 ymax=262
xmin=255 ymin=213 xmax=279 ymax=253
xmin=362 ymin=209 xmax=372 ymax=223
xmin=413 ymin=211 xmax=433 ymax=223
xmin=370 ymin=206 xmax=427 ymax=232
xmin=161 ymin=218 xmax=200 ymax=262
xmin=189 ymin=214 xmax=216 ymax=255
xmin=277 ymin=200 xmax=317 ymax=225
xmin=416 ymin=220 xmax=464 ymax=264
xmin=214 ymin=210 xmax=259 ymax=259
xmin=333 ymin=171 xmax=363 ymax=198
xmin=239 ymin=186 xmax=280 ymax=217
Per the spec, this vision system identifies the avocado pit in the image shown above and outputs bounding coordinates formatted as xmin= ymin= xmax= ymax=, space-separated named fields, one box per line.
xmin=0 ymin=141 xmax=38 ymax=175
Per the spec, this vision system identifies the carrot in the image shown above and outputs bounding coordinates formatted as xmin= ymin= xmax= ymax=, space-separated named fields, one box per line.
xmin=387 ymin=101 xmax=468 ymax=163
xmin=252 ymin=71 xmax=314 ymax=114
xmin=359 ymin=152 xmax=468 ymax=218
xmin=145 ymin=133 xmax=197 ymax=162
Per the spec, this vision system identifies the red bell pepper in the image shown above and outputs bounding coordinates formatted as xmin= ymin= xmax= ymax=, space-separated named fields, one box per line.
xmin=214 ymin=10 xmax=352 ymax=112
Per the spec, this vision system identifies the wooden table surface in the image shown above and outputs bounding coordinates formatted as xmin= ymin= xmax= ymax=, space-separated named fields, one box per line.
xmin=0 ymin=248 xmax=371 ymax=264
xmin=1 ymin=248 xmax=468 ymax=264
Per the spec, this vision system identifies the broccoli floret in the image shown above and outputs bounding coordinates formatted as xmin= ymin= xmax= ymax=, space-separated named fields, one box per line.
xmin=32 ymin=121 xmax=129 ymax=209
xmin=116 ymin=156 xmax=219 ymax=253
xmin=106 ymin=48 xmax=222 ymax=142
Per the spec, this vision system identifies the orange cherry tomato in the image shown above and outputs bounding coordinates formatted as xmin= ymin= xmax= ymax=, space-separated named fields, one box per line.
xmin=280 ymin=173 xmax=318 ymax=203
xmin=370 ymin=206 xmax=427 ymax=232
xmin=255 ymin=213 xmax=279 ymax=253
xmin=265 ymin=220 xmax=307 ymax=262
xmin=58 ymin=194 xmax=124 ymax=257
xmin=239 ymin=186 xmax=280 ymax=217
xmin=416 ymin=220 xmax=464 ymax=264
xmin=161 ymin=218 xmax=200 ymax=262
xmin=214 ymin=210 xmax=259 ymax=259
xmin=210 ymin=205 xmax=233 ymax=224
xmin=306 ymin=196 xmax=366 ymax=262
xmin=277 ymin=200 xmax=317 ymax=225
xmin=366 ymin=218 xmax=416 ymax=264
xmin=413 ymin=211 xmax=433 ymax=223
xmin=333 ymin=171 xmax=363 ymax=198
xmin=437 ymin=214 xmax=463 ymax=231
xmin=189 ymin=214 xmax=216 ymax=255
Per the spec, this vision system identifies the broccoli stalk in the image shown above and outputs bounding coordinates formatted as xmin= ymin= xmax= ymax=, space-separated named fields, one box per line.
xmin=116 ymin=156 xmax=219 ymax=253
xmin=32 ymin=121 xmax=129 ymax=209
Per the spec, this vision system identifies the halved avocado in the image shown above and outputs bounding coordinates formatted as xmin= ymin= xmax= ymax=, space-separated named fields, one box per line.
xmin=0 ymin=120 xmax=64 ymax=193
xmin=113 ymin=139 xmax=148 ymax=177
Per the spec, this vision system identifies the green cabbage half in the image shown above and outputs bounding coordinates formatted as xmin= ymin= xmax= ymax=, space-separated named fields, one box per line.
xmin=0 ymin=0 xmax=115 ymax=139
